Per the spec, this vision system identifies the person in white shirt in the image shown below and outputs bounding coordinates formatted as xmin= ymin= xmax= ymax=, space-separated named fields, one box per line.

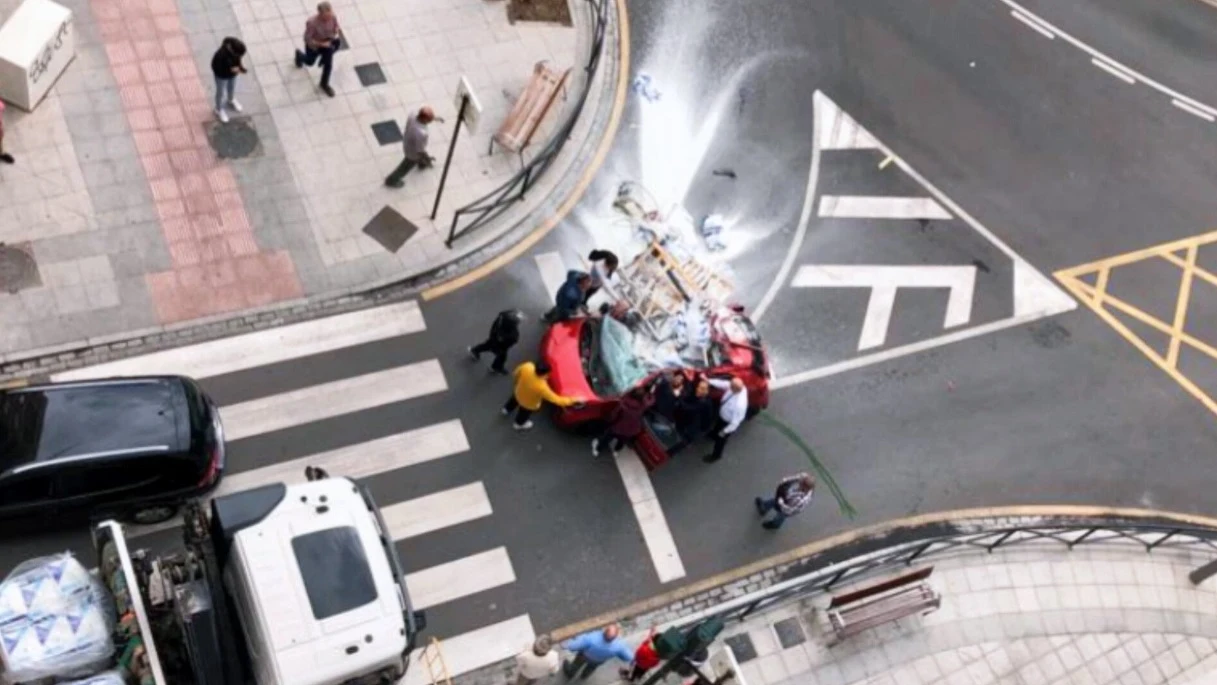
xmin=703 ymin=376 xmax=748 ymax=463
xmin=514 ymin=635 xmax=560 ymax=685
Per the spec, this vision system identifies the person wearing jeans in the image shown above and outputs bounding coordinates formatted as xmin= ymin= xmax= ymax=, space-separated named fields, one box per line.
xmin=0 ymin=99 xmax=13 ymax=164
xmin=501 ymin=361 xmax=578 ymax=431
xmin=210 ymin=37 xmax=247 ymax=123
xmin=294 ymin=1 xmax=343 ymax=97
xmin=755 ymin=473 xmax=816 ymax=530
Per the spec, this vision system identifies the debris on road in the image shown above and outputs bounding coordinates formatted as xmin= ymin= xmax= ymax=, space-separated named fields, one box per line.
xmin=632 ymin=73 xmax=662 ymax=102
xmin=711 ymin=168 xmax=737 ymax=179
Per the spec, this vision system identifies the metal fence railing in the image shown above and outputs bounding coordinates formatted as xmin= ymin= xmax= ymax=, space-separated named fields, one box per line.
xmin=444 ymin=0 xmax=611 ymax=247
xmin=673 ymin=520 xmax=1217 ymax=630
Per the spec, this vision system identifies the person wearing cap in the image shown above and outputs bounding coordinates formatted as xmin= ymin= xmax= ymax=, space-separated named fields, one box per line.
xmin=294 ymin=1 xmax=344 ymax=97
xmin=469 ymin=309 xmax=524 ymax=375
xmin=0 ymin=100 xmax=13 ymax=164
xmin=502 ymin=360 xmax=579 ymax=431
xmin=384 ymin=106 xmax=437 ymax=188
xmin=514 ymin=635 xmax=560 ymax=685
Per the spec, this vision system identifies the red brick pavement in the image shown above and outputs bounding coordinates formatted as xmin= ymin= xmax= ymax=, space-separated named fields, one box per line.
xmin=94 ymin=0 xmax=302 ymax=324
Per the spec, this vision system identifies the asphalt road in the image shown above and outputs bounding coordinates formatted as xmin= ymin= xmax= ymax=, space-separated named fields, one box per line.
xmin=5 ymin=0 xmax=1217 ymax=657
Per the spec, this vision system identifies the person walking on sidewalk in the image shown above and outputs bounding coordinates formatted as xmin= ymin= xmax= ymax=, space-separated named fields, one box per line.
xmin=502 ymin=360 xmax=578 ymax=431
xmin=384 ymin=106 xmax=437 ymax=188
xmin=543 ymin=270 xmax=592 ymax=323
xmin=294 ymin=1 xmax=344 ymax=97
xmin=210 ymin=37 xmax=247 ymax=123
xmin=514 ymin=635 xmax=560 ymax=685
xmin=702 ymin=376 xmax=748 ymax=463
xmin=0 ymin=100 xmax=13 ymax=164
xmin=755 ymin=473 xmax=815 ymax=530
xmin=592 ymin=387 xmax=653 ymax=457
xmin=469 ymin=309 xmax=523 ymax=374
xmin=561 ymin=624 xmax=633 ymax=680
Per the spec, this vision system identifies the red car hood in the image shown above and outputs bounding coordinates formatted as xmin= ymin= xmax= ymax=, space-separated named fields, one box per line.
xmin=540 ymin=318 xmax=597 ymax=401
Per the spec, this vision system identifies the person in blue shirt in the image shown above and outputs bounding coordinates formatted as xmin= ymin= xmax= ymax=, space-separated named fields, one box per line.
xmin=543 ymin=270 xmax=592 ymax=323
xmin=561 ymin=624 xmax=634 ymax=679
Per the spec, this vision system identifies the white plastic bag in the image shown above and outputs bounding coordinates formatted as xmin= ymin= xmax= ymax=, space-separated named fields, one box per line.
xmin=0 ymin=554 xmax=115 ymax=683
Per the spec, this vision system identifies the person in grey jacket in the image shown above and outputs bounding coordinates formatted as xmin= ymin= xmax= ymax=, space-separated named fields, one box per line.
xmin=384 ymin=106 xmax=438 ymax=188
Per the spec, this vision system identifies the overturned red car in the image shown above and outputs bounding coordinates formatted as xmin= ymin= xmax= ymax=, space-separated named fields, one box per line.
xmin=541 ymin=304 xmax=770 ymax=468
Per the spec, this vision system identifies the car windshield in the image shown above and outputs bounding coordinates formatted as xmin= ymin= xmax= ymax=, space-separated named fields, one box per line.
xmin=598 ymin=317 xmax=652 ymax=395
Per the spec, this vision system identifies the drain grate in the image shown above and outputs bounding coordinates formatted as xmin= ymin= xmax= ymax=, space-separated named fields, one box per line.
xmin=355 ymin=62 xmax=387 ymax=87
xmin=0 ymin=242 xmax=41 ymax=294
xmin=206 ymin=118 xmax=262 ymax=159
xmin=362 ymin=205 xmax=418 ymax=253
xmin=371 ymin=120 xmax=403 ymax=146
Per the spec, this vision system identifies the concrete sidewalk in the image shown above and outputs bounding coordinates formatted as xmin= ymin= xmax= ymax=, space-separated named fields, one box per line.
xmin=462 ymin=525 xmax=1217 ymax=685
xmin=0 ymin=0 xmax=621 ymax=358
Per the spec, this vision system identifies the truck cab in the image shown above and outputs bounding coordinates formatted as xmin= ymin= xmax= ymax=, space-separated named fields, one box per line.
xmin=86 ymin=468 xmax=423 ymax=685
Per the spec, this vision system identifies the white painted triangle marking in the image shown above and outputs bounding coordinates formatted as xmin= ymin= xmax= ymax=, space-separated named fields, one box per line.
xmin=1013 ymin=259 xmax=1077 ymax=317
xmin=815 ymin=91 xmax=881 ymax=150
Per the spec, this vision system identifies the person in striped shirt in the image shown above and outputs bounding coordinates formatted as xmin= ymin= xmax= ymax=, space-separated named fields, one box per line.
xmin=755 ymin=473 xmax=816 ymax=530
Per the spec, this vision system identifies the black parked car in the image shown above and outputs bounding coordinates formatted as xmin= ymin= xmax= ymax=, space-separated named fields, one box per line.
xmin=0 ymin=376 xmax=225 ymax=526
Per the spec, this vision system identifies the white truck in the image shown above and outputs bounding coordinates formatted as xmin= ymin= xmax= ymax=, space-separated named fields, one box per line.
xmin=4 ymin=467 xmax=424 ymax=685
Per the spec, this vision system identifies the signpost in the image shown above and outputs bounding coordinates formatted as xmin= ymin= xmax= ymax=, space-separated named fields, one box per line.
xmin=430 ymin=75 xmax=483 ymax=221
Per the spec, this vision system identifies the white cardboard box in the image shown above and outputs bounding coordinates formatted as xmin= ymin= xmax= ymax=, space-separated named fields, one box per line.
xmin=0 ymin=0 xmax=75 ymax=111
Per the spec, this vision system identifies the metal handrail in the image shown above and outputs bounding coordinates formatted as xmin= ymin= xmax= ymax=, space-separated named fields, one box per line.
xmin=444 ymin=0 xmax=611 ymax=247
xmin=677 ymin=520 xmax=1217 ymax=629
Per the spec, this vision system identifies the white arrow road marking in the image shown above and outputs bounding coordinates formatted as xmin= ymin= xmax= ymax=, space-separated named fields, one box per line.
xmin=818 ymin=196 xmax=952 ymax=220
xmin=793 ymin=265 xmax=977 ymax=350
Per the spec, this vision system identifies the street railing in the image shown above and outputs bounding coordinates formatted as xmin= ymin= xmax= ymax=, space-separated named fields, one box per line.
xmin=672 ymin=519 xmax=1217 ymax=630
xmin=444 ymin=0 xmax=611 ymax=247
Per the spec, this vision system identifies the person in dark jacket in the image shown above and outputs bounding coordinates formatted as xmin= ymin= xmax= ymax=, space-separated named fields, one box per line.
xmin=670 ymin=378 xmax=716 ymax=455
xmin=210 ymin=37 xmax=247 ymax=123
xmin=651 ymin=372 xmax=686 ymax=420
xmin=592 ymin=388 xmax=653 ymax=457
xmin=469 ymin=309 xmax=523 ymax=374
xmin=543 ymin=270 xmax=592 ymax=323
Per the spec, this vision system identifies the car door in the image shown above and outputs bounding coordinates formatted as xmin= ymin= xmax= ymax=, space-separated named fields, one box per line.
xmin=0 ymin=470 xmax=57 ymax=519
xmin=53 ymin=457 xmax=164 ymax=516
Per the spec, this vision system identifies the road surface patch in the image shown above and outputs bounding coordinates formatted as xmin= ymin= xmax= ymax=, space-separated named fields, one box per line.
xmin=1056 ymin=231 xmax=1217 ymax=418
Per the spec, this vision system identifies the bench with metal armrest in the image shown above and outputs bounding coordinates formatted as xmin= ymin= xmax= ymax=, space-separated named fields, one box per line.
xmin=826 ymin=566 xmax=940 ymax=643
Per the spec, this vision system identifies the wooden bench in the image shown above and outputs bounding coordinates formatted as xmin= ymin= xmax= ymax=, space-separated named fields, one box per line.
xmin=490 ymin=60 xmax=570 ymax=163
xmin=826 ymin=567 xmax=940 ymax=643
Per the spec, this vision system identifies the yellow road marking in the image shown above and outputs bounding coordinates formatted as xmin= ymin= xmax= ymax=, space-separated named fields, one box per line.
xmin=0 ymin=378 xmax=29 ymax=390
xmin=549 ymin=504 xmax=1217 ymax=639
xmin=421 ymin=0 xmax=632 ymax=302
xmin=878 ymin=155 xmax=894 ymax=170
xmin=1055 ymin=229 xmax=1217 ymax=419
xmin=1168 ymin=245 xmax=1198 ymax=368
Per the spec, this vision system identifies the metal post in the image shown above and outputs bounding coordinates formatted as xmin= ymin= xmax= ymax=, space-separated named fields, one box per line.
xmin=1190 ymin=558 xmax=1217 ymax=586
xmin=431 ymin=94 xmax=468 ymax=221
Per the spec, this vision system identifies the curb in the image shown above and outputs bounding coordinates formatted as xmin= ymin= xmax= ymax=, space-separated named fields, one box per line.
xmin=0 ymin=0 xmax=629 ymax=382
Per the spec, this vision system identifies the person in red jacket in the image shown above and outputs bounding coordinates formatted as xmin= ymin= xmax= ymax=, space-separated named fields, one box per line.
xmin=592 ymin=388 xmax=654 ymax=457
xmin=620 ymin=631 xmax=661 ymax=682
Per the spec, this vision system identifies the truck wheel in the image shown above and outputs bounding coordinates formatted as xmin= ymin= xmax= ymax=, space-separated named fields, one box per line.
xmin=129 ymin=504 xmax=178 ymax=525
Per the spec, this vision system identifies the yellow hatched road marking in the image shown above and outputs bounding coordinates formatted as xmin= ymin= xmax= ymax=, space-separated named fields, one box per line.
xmin=1055 ymin=229 xmax=1217 ymax=418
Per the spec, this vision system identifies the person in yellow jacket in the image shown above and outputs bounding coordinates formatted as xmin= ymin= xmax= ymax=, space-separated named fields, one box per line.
xmin=502 ymin=361 xmax=579 ymax=431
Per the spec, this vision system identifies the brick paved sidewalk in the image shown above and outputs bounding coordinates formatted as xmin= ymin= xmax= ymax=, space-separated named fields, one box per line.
xmin=460 ymin=527 xmax=1217 ymax=685
xmin=0 ymin=0 xmax=619 ymax=357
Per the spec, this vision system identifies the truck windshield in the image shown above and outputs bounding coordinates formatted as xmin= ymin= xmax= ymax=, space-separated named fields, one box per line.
xmin=598 ymin=317 xmax=651 ymax=395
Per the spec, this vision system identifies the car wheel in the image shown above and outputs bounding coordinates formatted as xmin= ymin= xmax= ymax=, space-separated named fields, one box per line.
xmin=129 ymin=504 xmax=178 ymax=525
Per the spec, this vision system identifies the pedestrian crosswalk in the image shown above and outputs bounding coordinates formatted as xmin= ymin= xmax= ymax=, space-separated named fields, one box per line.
xmin=31 ymin=300 xmax=538 ymax=684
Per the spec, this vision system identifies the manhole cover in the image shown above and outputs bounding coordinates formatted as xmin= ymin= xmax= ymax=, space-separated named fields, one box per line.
xmin=362 ymin=205 xmax=418 ymax=253
xmin=207 ymin=118 xmax=262 ymax=159
xmin=355 ymin=62 xmax=387 ymax=87
xmin=371 ymin=120 xmax=403 ymax=146
xmin=0 ymin=243 xmax=41 ymax=294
